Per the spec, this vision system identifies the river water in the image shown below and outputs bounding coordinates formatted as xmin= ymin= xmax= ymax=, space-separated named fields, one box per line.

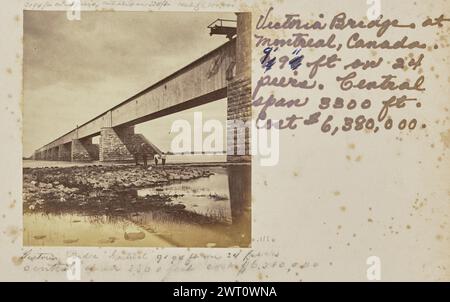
xmin=23 ymin=163 xmax=250 ymax=247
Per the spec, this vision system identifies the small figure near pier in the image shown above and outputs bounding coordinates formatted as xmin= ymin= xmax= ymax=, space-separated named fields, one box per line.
xmin=154 ymin=153 xmax=160 ymax=166
xmin=154 ymin=152 xmax=167 ymax=167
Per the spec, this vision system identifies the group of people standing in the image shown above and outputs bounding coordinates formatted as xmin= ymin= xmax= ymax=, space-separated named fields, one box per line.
xmin=134 ymin=142 xmax=166 ymax=168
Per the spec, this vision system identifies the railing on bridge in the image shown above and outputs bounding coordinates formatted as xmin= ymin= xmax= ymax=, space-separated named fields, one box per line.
xmin=207 ymin=18 xmax=237 ymax=40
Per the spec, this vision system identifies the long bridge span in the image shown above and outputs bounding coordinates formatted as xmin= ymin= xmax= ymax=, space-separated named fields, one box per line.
xmin=32 ymin=13 xmax=251 ymax=163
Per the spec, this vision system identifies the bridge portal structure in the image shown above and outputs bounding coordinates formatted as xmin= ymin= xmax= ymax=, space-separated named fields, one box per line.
xmin=33 ymin=13 xmax=251 ymax=163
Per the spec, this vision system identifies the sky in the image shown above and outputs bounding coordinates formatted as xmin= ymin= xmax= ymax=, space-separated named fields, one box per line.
xmin=23 ymin=10 xmax=234 ymax=157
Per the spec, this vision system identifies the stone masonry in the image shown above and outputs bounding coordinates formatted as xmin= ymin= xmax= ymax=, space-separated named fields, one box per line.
xmin=72 ymin=138 xmax=98 ymax=161
xmin=227 ymin=13 xmax=251 ymax=163
xmin=99 ymin=126 xmax=161 ymax=162
xmin=58 ymin=144 xmax=71 ymax=161
xmin=51 ymin=147 xmax=58 ymax=161
xmin=99 ymin=126 xmax=135 ymax=162
xmin=227 ymin=77 xmax=251 ymax=162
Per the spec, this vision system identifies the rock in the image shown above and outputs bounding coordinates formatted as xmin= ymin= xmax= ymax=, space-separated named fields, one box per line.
xmin=124 ymin=231 xmax=145 ymax=241
xmin=172 ymin=204 xmax=186 ymax=210
xmin=132 ymin=181 xmax=142 ymax=187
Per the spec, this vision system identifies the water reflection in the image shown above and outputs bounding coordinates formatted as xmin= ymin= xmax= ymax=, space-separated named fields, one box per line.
xmin=137 ymin=167 xmax=232 ymax=223
xmin=23 ymin=165 xmax=251 ymax=247
xmin=23 ymin=212 xmax=172 ymax=247
xmin=227 ymin=165 xmax=252 ymax=228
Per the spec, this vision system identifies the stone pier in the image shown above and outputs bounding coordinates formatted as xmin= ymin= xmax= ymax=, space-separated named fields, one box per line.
xmin=58 ymin=143 xmax=72 ymax=161
xmin=50 ymin=147 xmax=59 ymax=161
xmin=99 ymin=126 xmax=135 ymax=162
xmin=72 ymin=138 xmax=99 ymax=162
xmin=227 ymin=13 xmax=251 ymax=163
xmin=99 ymin=126 xmax=161 ymax=162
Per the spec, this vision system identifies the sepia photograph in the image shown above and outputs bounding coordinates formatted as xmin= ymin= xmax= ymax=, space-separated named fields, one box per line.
xmin=1 ymin=0 xmax=450 ymax=287
xmin=22 ymin=10 xmax=251 ymax=248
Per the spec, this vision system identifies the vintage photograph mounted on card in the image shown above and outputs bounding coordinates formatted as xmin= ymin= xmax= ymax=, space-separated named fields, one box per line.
xmin=22 ymin=11 xmax=252 ymax=248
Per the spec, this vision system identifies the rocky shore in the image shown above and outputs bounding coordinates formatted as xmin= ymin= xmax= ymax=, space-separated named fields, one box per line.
xmin=23 ymin=165 xmax=217 ymax=223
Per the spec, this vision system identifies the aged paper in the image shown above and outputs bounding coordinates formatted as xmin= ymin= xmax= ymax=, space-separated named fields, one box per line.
xmin=0 ymin=0 xmax=449 ymax=281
